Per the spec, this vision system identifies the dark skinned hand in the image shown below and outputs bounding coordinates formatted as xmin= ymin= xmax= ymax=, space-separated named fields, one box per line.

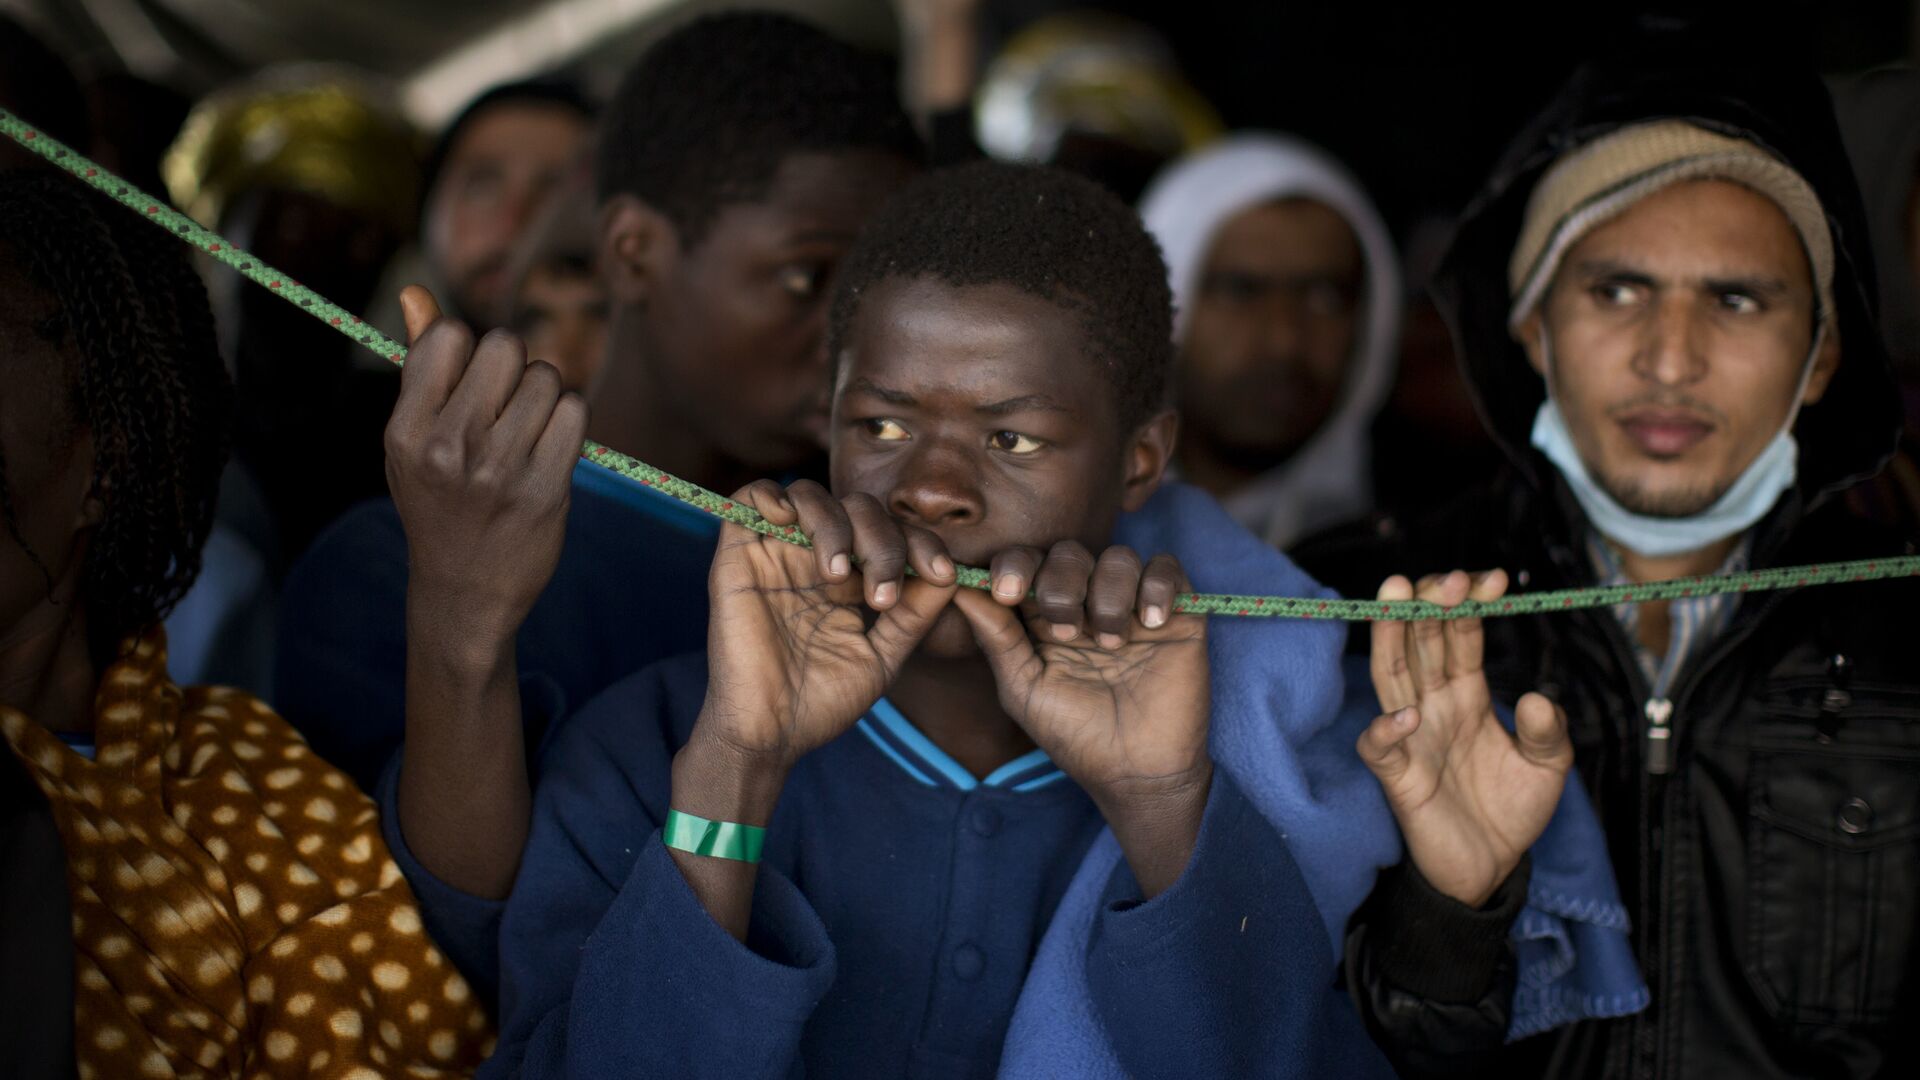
xmin=953 ymin=544 xmax=1212 ymax=896
xmin=386 ymin=285 xmax=587 ymax=655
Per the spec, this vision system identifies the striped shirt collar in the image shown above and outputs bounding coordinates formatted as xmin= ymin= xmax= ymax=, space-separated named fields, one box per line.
xmin=1586 ymin=533 xmax=1751 ymax=697
xmin=855 ymin=697 xmax=1070 ymax=792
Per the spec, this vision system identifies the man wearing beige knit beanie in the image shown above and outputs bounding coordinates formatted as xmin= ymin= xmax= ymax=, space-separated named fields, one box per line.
xmin=1303 ymin=55 xmax=1920 ymax=1080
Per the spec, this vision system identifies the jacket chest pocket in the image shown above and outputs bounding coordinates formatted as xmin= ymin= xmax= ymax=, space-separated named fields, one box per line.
xmin=1745 ymin=740 xmax=1920 ymax=1024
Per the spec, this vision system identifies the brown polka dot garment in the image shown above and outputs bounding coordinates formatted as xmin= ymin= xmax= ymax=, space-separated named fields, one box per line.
xmin=0 ymin=629 xmax=493 ymax=1079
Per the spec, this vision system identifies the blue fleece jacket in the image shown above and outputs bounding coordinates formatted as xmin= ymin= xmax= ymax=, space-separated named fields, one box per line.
xmin=479 ymin=654 xmax=1388 ymax=1079
xmin=474 ymin=484 xmax=1394 ymax=1079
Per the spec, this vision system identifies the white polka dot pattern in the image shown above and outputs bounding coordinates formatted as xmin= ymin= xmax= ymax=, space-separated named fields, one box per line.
xmin=1 ymin=630 xmax=491 ymax=1078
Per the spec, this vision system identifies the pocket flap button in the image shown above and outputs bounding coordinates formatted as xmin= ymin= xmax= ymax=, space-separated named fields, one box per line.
xmin=1838 ymin=797 xmax=1873 ymax=835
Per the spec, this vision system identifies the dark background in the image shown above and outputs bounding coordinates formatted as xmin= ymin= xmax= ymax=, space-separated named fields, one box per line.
xmin=10 ymin=0 xmax=1913 ymax=237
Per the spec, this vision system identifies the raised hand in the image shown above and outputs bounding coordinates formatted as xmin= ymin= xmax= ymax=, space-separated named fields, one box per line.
xmin=953 ymin=543 xmax=1210 ymax=896
xmin=1360 ymin=570 xmax=1573 ymax=907
xmin=387 ymin=285 xmax=587 ymax=898
xmin=386 ymin=285 xmax=587 ymax=652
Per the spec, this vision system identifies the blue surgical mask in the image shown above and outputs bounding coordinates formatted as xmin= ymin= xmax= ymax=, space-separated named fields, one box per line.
xmin=1527 ymin=326 xmax=1820 ymax=558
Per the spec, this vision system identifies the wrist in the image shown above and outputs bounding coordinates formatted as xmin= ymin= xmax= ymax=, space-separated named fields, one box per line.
xmin=1092 ymin=757 xmax=1213 ymax=832
xmin=1412 ymin=852 xmax=1516 ymax=909
xmin=671 ymin=725 xmax=792 ymax=827
xmin=404 ymin=607 xmax=516 ymax=682
xmin=1089 ymin=757 xmax=1214 ymax=899
xmin=405 ymin=580 xmax=520 ymax=659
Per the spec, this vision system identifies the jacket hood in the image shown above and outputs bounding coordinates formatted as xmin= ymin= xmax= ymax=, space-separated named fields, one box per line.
xmin=1830 ymin=67 xmax=1920 ymax=379
xmin=1432 ymin=56 xmax=1898 ymax=512
xmin=1138 ymin=133 xmax=1402 ymax=547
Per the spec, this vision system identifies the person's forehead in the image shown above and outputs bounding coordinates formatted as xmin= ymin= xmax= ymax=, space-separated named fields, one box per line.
xmin=1568 ymin=178 xmax=1807 ymax=282
xmin=705 ymin=150 xmax=919 ymax=247
xmin=1205 ymin=196 xmax=1361 ymax=271
xmin=840 ymin=277 xmax=1101 ymax=403
xmin=445 ymin=103 xmax=588 ymax=169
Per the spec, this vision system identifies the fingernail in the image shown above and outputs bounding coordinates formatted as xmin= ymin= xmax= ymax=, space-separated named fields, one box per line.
xmin=1097 ymin=632 xmax=1124 ymax=650
xmin=1395 ymin=707 xmax=1418 ymax=726
xmin=777 ymin=498 xmax=795 ymax=515
xmin=873 ymin=582 xmax=897 ymax=606
xmin=830 ymin=554 xmax=850 ymax=577
xmin=995 ymin=574 xmax=1021 ymax=599
xmin=1050 ymin=622 xmax=1076 ymax=641
xmin=1144 ymin=605 xmax=1166 ymax=629
xmin=932 ymin=556 xmax=954 ymax=580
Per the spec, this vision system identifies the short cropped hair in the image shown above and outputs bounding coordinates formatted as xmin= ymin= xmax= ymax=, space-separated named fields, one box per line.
xmin=595 ymin=11 xmax=921 ymax=245
xmin=829 ymin=161 xmax=1174 ymax=430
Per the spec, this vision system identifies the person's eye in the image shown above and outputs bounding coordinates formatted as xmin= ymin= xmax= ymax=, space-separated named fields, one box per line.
xmin=460 ymin=167 xmax=503 ymax=203
xmin=1718 ymin=291 xmax=1764 ymax=315
xmin=1303 ymin=280 xmax=1354 ymax=317
xmin=864 ymin=418 xmax=909 ymax=441
xmin=779 ymin=263 xmax=828 ymax=299
xmin=1204 ymin=272 xmax=1262 ymax=302
xmin=989 ymin=430 xmax=1045 ymax=455
xmin=1590 ymin=281 xmax=1643 ymax=308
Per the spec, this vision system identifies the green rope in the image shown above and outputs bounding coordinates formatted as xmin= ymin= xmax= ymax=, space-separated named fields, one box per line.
xmin=4 ymin=107 xmax=1914 ymax=620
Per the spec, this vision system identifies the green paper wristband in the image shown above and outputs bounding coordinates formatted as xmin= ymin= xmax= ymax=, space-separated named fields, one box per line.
xmin=663 ymin=809 xmax=767 ymax=863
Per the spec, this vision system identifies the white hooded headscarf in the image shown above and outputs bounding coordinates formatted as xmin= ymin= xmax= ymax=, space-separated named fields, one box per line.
xmin=1139 ymin=134 xmax=1402 ymax=548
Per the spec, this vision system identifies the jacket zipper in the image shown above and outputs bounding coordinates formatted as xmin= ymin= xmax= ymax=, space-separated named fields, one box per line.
xmin=1633 ymin=592 xmax=1788 ymax=1078
xmin=1553 ymin=608 xmax=1663 ymax=1078
xmin=1577 ymin=592 xmax=1781 ymax=1078
xmin=1644 ymin=698 xmax=1675 ymax=775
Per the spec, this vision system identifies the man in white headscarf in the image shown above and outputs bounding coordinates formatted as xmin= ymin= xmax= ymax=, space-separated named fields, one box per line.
xmin=1140 ymin=134 xmax=1402 ymax=548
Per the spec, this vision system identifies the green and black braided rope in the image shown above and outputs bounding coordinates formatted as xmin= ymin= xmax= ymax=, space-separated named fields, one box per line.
xmin=5 ymin=107 xmax=1914 ymax=620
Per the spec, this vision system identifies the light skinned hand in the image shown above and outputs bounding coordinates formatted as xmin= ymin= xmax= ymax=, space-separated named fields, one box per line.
xmin=1360 ymin=569 xmax=1573 ymax=907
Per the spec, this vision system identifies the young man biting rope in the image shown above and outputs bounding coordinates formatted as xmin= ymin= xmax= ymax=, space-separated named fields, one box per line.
xmin=396 ymin=161 xmax=1408 ymax=1078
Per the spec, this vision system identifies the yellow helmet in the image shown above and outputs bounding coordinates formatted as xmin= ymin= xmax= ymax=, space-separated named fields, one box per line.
xmin=164 ymin=65 xmax=420 ymax=234
xmin=974 ymin=11 xmax=1223 ymax=166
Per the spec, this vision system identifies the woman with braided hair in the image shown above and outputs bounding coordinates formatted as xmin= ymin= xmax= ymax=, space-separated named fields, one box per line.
xmin=0 ymin=169 xmax=490 ymax=1079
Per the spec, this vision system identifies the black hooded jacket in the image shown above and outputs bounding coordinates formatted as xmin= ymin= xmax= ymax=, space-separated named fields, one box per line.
xmin=1298 ymin=55 xmax=1920 ymax=1080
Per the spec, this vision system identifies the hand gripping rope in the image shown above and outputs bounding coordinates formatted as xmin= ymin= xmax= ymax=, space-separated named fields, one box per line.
xmin=5 ymin=108 xmax=1914 ymax=620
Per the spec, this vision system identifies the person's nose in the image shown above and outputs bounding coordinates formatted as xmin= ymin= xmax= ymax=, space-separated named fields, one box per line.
xmin=1260 ymin=299 xmax=1307 ymax=359
xmin=1632 ymin=292 xmax=1709 ymax=388
xmin=887 ymin=437 xmax=985 ymax=529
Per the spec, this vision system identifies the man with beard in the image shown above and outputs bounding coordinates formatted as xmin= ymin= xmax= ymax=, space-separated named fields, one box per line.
xmin=1308 ymin=55 xmax=1920 ymax=1078
xmin=1139 ymin=135 xmax=1401 ymax=548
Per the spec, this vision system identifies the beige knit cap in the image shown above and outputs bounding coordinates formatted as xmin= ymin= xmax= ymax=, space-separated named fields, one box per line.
xmin=1507 ymin=120 xmax=1833 ymax=329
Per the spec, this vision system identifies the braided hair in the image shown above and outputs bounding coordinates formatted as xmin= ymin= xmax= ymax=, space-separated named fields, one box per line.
xmin=0 ymin=169 xmax=232 ymax=657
